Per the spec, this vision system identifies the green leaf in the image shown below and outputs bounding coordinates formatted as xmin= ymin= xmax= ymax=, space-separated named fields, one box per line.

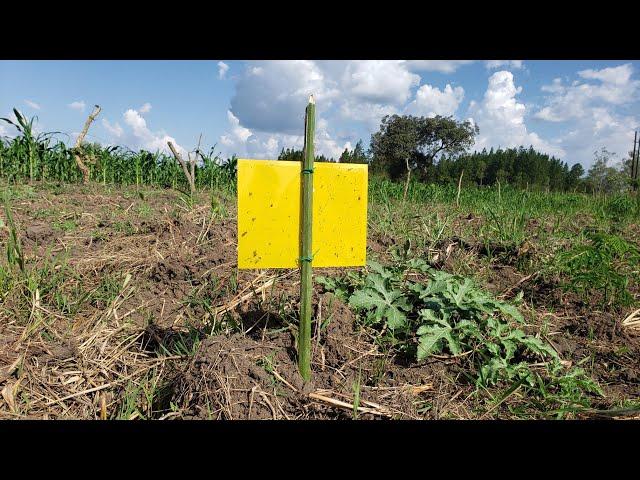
xmin=496 ymin=302 xmax=523 ymax=322
xmin=453 ymin=278 xmax=473 ymax=307
xmin=348 ymin=288 xmax=387 ymax=311
xmin=417 ymin=323 xmax=461 ymax=360
xmin=520 ymin=336 xmax=559 ymax=361
xmin=348 ymin=286 xmax=408 ymax=330
xmin=386 ymin=306 xmax=407 ymax=330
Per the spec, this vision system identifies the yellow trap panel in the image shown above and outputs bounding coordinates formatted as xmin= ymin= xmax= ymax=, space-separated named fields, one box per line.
xmin=237 ymin=159 xmax=367 ymax=269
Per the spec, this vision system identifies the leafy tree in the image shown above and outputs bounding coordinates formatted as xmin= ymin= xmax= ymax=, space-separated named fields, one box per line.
xmin=586 ymin=147 xmax=629 ymax=195
xmin=370 ymin=115 xmax=478 ymax=199
xmin=566 ymin=163 xmax=584 ymax=191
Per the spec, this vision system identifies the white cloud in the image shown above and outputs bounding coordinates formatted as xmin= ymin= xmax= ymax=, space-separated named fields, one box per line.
xmin=339 ymin=101 xmax=399 ymax=132
xmin=220 ymin=110 xmax=252 ymax=148
xmin=553 ymin=108 xmax=637 ymax=168
xmin=139 ymin=102 xmax=152 ymax=114
xmin=404 ymin=61 xmax=474 ymax=73
xmin=341 ymin=60 xmax=420 ymax=105
xmin=219 ymin=109 xmax=285 ymax=159
xmin=68 ymin=101 xmax=86 ymax=112
xmin=121 ymin=108 xmax=184 ymax=155
xmin=24 ymin=100 xmax=41 ymax=110
xmin=535 ymin=63 xmax=640 ymax=122
xmin=217 ymin=61 xmax=229 ymax=79
xmin=541 ymin=77 xmax=564 ymax=93
xmin=485 ymin=60 xmax=524 ymax=70
xmin=406 ymin=83 xmax=464 ymax=117
xmin=227 ymin=60 xmax=424 ymax=150
xmin=469 ymin=70 xmax=564 ymax=157
xmin=102 ymin=119 xmax=124 ymax=137
xmin=230 ymin=60 xmax=339 ymax=134
xmin=219 ymin=109 xmax=350 ymax=160
xmin=578 ymin=64 xmax=634 ymax=85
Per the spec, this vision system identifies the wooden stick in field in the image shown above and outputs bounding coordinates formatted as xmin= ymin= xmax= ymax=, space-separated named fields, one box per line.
xmin=298 ymin=94 xmax=316 ymax=381
xmin=167 ymin=141 xmax=196 ymax=196
xmin=456 ymin=169 xmax=464 ymax=207
xmin=74 ymin=105 xmax=101 ymax=184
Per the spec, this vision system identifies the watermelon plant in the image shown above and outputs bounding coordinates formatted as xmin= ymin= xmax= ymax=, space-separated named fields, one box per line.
xmin=318 ymin=255 xmax=601 ymax=403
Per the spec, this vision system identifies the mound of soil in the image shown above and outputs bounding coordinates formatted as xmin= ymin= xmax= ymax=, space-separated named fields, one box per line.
xmin=170 ymin=293 xmax=437 ymax=419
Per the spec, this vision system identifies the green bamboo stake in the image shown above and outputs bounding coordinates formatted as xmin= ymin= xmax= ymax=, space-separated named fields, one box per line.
xmin=298 ymin=94 xmax=315 ymax=381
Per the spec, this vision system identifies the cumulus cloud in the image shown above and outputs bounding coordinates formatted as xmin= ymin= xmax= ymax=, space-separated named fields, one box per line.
xmin=219 ymin=108 xmax=350 ymax=160
xmin=111 ymin=108 xmax=184 ymax=155
xmin=339 ymin=101 xmax=400 ymax=131
xmin=139 ymin=102 xmax=152 ymax=114
xmin=341 ymin=60 xmax=420 ymax=105
xmin=230 ymin=60 xmax=339 ymax=134
xmin=485 ymin=60 xmax=524 ymax=70
xmin=102 ymin=119 xmax=124 ymax=137
xmin=541 ymin=77 xmax=564 ymax=93
xmin=218 ymin=61 xmax=229 ymax=79
xmin=226 ymin=60 xmax=424 ymax=155
xmin=535 ymin=63 xmax=640 ymax=122
xmin=220 ymin=110 xmax=252 ymax=148
xmin=552 ymin=108 xmax=637 ymax=167
xmin=404 ymin=61 xmax=475 ymax=73
xmin=219 ymin=109 xmax=290 ymax=159
xmin=578 ymin=64 xmax=635 ymax=85
xmin=24 ymin=99 xmax=41 ymax=110
xmin=68 ymin=101 xmax=86 ymax=112
xmin=406 ymin=83 xmax=464 ymax=117
xmin=469 ymin=70 xmax=564 ymax=157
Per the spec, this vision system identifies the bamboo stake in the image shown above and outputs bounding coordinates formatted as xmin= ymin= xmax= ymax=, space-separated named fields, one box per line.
xmin=298 ymin=95 xmax=315 ymax=381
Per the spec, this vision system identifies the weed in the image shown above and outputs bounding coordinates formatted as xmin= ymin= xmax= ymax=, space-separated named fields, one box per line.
xmin=553 ymin=230 xmax=639 ymax=309
xmin=112 ymin=220 xmax=136 ymax=235
xmin=352 ymin=370 xmax=362 ymax=419
xmin=53 ymin=219 xmax=78 ymax=232
xmin=3 ymin=201 xmax=25 ymax=272
xmin=137 ymin=203 xmax=152 ymax=218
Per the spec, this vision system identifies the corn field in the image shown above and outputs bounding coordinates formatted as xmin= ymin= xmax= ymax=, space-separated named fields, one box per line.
xmin=0 ymin=109 xmax=237 ymax=193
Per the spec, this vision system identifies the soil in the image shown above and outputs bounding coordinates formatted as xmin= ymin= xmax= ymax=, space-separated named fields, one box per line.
xmin=0 ymin=183 xmax=639 ymax=419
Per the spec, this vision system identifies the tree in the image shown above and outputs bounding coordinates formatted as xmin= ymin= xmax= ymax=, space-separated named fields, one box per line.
xmin=339 ymin=140 xmax=368 ymax=164
xmin=566 ymin=163 xmax=584 ymax=191
xmin=586 ymin=147 xmax=629 ymax=195
xmin=370 ymin=114 xmax=478 ymax=199
xmin=278 ymin=147 xmax=333 ymax=162
xmin=278 ymin=147 xmax=303 ymax=162
xmin=338 ymin=148 xmax=351 ymax=163
xmin=351 ymin=139 xmax=368 ymax=163
xmin=621 ymin=148 xmax=639 ymax=190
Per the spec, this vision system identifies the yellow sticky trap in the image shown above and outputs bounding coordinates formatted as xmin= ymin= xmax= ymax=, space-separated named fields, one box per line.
xmin=238 ymin=159 xmax=367 ymax=269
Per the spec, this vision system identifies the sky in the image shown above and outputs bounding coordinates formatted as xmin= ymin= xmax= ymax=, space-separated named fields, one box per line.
xmin=1 ymin=60 xmax=639 ymax=168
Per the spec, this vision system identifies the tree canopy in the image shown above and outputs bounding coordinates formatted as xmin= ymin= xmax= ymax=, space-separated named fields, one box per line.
xmin=369 ymin=114 xmax=478 ymax=197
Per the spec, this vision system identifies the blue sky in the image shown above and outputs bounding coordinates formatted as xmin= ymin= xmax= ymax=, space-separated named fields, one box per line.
xmin=1 ymin=60 xmax=639 ymax=168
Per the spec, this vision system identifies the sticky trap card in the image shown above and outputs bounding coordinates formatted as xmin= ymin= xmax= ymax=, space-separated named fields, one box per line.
xmin=237 ymin=159 xmax=367 ymax=269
